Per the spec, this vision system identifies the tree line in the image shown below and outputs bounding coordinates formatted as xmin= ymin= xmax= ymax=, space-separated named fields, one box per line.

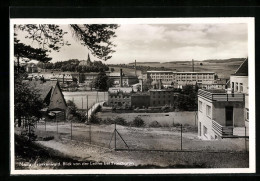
xmin=37 ymin=59 xmax=109 ymax=73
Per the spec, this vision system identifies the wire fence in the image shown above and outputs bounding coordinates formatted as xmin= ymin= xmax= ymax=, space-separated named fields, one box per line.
xmin=25 ymin=118 xmax=249 ymax=153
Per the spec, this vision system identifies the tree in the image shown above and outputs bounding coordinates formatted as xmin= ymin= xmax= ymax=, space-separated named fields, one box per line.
xmin=15 ymin=73 xmax=45 ymax=127
xmin=14 ymin=38 xmax=52 ymax=74
xmin=16 ymin=24 xmax=119 ymax=61
xmin=94 ymin=71 xmax=110 ymax=91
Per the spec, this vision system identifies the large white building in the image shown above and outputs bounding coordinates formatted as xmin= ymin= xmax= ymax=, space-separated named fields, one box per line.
xmin=146 ymin=71 xmax=215 ymax=88
xmin=197 ymin=58 xmax=248 ymax=140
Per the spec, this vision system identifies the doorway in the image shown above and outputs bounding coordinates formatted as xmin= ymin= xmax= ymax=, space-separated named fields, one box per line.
xmin=225 ymin=106 xmax=233 ymax=126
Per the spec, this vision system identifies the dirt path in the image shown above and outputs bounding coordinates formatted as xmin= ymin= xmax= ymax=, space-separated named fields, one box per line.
xmin=37 ymin=138 xmax=249 ymax=168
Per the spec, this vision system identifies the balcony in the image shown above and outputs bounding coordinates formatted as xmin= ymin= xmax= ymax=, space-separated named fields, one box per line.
xmin=198 ymin=89 xmax=244 ymax=102
xmin=212 ymin=120 xmax=233 ymax=137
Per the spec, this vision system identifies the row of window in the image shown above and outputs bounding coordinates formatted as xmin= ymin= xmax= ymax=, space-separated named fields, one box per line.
xmin=110 ymin=95 xmax=130 ymax=99
xmin=231 ymin=82 xmax=244 ymax=93
xmin=199 ymin=101 xmax=212 ymax=118
xmin=152 ymin=100 xmax=173 ymax=105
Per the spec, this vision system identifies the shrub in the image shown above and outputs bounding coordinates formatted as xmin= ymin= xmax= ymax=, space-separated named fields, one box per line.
xmin=102 ymin=117 xmax=114 ymax=125
xmin=149 ymin=121 xmax=161 ymax=128
xmin=132 ymin=117 xmax=145 ymax=127
xmin=114 ymin=117 xmax=128 ymax=126
xmin=89 ymin=114 xmax=101 ymax=124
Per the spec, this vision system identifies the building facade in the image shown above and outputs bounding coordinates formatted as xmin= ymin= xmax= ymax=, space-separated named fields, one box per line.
xmin=131 ymin=92 xmax=150 ymax=108
xmin=107 ymin=87 xmax=133 ymax=108
xmin=229 ymin=58 xmax=249 ymax=128
xmin=147 ymin=71 xmax=216 ymax=88
xmin=149 ymin=89 xmax=179 ymax=107
xmin=198 ymin=89 xmax=245 ymax=140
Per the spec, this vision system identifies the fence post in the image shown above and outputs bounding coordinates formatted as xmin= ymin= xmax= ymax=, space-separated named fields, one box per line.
xmin=115 ymin=121 xmax=117 ymax=150
xmin=181 ymin=124 xmax=183 ymax=150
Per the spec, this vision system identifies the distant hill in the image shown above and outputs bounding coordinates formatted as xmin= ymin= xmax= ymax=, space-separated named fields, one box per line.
xmin=162 ymin=58 xmax=245 ymax=64
xmin=128 ymin=62 xmax=160 ymax=65
xmin=202 ymin=58 xmax=246 ymax=63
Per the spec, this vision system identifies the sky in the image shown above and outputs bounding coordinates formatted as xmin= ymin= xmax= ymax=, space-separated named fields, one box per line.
xmin=15 ymin=23 xmax=248 ymax=64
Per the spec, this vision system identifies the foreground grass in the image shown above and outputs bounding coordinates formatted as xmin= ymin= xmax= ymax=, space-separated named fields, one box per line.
xmin=15 ymin=134 xmax=249 ymax=169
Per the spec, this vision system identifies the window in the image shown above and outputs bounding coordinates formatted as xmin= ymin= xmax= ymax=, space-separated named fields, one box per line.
xmin=199 ymin=101 xmax=202 ymax=112
xmin=246 ymin=109 xmax=249 ymax=121
xmin=203 ymin=126 xmax=207 ymax=137
xmin=206 ymin=105 xmax=211 ymax=118
xmin=240 ymin=83 xmax=243 ymax=92
xmin=158 ymin=101 xmax=160 ymax=104
xmin=235 ymin=82 xmax=238 ymax=92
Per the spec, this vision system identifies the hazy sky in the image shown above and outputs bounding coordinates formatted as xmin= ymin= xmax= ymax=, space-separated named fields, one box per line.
xmin=16 ymin=23 xmax=248 ymax=64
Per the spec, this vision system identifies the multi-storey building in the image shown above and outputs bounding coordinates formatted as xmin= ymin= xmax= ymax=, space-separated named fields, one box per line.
xmin=197 ymin=58 xmax=248 ymax=140
xmin=107 ymin=87 xmax=133 ymax=108
xmin=147 ymin=71 xmax=216 ymax=88
xmin=230 ymin=58 xmax=249 ymax=128
xmin=149 ymin=89 xmax=179 ymax=107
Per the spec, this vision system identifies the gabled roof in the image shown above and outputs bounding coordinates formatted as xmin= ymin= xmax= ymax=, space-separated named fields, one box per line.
xmin=24 ymin=80 xmax=57 ymax=101
xmin=232 ymin=58 xmax=248 ymax=76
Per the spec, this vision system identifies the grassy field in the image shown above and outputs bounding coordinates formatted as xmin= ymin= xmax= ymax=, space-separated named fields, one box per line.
xmin=63 ymin=91 xmax=108 ymax=110
xmin=15 ymin=133 xmax=249 ymax=169
xmin=15 ymin=122 xmax=249 ymax=169
xmin=32 ymin=122 xmax=248 ymax=152
xmin=97 ymin=111 xmax=197 ymax=126
xmin=111 ymin=58 xmax=244 ymax=79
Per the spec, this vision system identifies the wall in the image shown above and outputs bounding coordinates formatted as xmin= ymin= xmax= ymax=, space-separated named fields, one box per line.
xmin=131 ymin=94 xmax=150 ymax=108
xmin=198 ymin=97 xmax=214 ymax=140
xmin=212 ymin=101 xmax=245 ymax=127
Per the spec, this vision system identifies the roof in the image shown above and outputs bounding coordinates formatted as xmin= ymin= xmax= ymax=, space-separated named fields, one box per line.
xmin=108 ymin=87 xmax=132 ymax=93
xmin=200 ymin=89 xmax=226 ymax=93
xmin=24 ymin=80 xmax=57 ymax=101
xmin=232 ymin=58 xmax=248 ymax=76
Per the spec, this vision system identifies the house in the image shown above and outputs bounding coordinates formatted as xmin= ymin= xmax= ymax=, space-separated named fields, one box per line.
xmin=230 ymin=58 xmax=249 ymax=128
xmin=25 ymin=63 xmax=38 ymax=73
xmin=197 ymin=58 xmax=248 ymax=140
xmin=25 ymin=80 xmax=67 ymax=120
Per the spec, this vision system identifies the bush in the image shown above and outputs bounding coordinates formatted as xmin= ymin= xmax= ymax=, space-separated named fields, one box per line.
xmin=89 ymin=114 xmax=101 ymax=124
xmin=114 ymin=117 xmax=128 ymax=126
xmin=102 ymin=117 xmax=114 ymax=125
xmin=149 ymin=121 xmax=161 ymax=128
xmin=132 ymin=117 xmax=145 ymax=127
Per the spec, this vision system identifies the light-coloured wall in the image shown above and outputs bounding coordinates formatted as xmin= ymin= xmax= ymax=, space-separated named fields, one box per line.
xmin=198 ymin=97 xmax=214 ymax=140
xmin=212 ymin=102 xmax=245 ymax=127
xmin=230 ymin=76 xmax=248 ymax=94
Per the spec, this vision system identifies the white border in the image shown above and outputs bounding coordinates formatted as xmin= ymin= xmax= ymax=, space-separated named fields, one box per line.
xmin=10 ymin=18 xmax=255 ymax=175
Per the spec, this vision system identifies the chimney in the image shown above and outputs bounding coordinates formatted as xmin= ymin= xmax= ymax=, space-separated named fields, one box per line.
xmin=135 ymin=60 xmax=137 ymax=76
xmin=120 ymin=69 xmax=123 ymax=87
